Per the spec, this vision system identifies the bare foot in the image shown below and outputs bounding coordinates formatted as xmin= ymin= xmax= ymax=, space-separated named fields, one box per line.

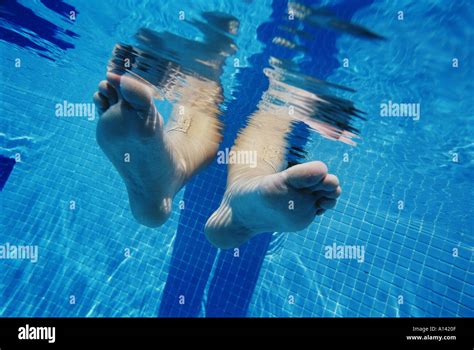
xmin=205 ymin=161 xmax=341 ymax=248
xmin=94 ymin=72 xmax=218 ymax=227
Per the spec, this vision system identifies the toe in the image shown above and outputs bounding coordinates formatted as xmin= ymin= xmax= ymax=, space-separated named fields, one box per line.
xmin=98 ymin=80 xmax=119 ymax=105
xmin=315 ymin=186 xmax=342 ymax=199
xmin=284 ymin=161 xmax=328 ymax=189
xmin=316 ymin=208 xmax=326 ymax=216
xmin=93 ymin=92 xmax=109 ymax=115
xmin=107 ymin=72 xmax=153 ymax=113
xmin=316 ymin=197 xmax=337 ymax=210
xmin=313 ymin=185 xmax=341 ymax=212
xmin=106 ymin=71 xmax=122 ymax=91
xmin=310 ymin=174 xmax=339 ymax=192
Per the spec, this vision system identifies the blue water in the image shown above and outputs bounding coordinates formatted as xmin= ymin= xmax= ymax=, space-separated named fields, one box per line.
xmin=0 ymin=0 xmax=473 ymax=317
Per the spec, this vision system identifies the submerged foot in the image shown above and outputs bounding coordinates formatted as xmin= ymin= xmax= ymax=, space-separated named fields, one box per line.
xmin=94 ymin=72 xmax=189 ymax=227
xmin=205 ymin=161 xmax=341 ymax=248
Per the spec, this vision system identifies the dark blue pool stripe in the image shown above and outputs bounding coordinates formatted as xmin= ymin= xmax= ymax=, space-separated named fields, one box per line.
xmin=0 ymin=156 xmax=15 ymax=191
xmin=204 ymin=0 xmax=294 ymax=318
xmin=0 ymin=0 xmax=78 ymax=61
xmin=300 ymin=0 xmax=375 ymax=78
xmin=40 ymin=0 xmax=77 ymax=20
xmin=157 ymin=68 xmax=270 ymax=316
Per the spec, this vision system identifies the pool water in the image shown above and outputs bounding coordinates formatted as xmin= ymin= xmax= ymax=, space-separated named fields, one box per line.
xmin=0 ymin=0 xmax=472 ymax=317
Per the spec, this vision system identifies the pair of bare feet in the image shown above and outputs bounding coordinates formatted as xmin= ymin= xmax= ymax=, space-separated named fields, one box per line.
xmin=94 ymin=72 xmax=341 ymax=249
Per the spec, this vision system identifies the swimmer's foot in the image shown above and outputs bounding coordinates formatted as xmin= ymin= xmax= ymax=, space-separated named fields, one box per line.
xmin=94 ymin=72 xmax=192 ymax=227
xmin=205 ymin=161 xmax=341 ymax=248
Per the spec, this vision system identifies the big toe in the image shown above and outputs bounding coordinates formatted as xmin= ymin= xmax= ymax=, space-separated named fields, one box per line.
xmin=284 ymin=161 xmax=328 ymax=189
xmin=106 ymin=72 xmax=153 ymax=113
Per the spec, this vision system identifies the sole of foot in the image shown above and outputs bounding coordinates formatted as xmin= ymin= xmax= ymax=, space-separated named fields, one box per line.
xmin=205 ymin=161 xmax=341 ymax=248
